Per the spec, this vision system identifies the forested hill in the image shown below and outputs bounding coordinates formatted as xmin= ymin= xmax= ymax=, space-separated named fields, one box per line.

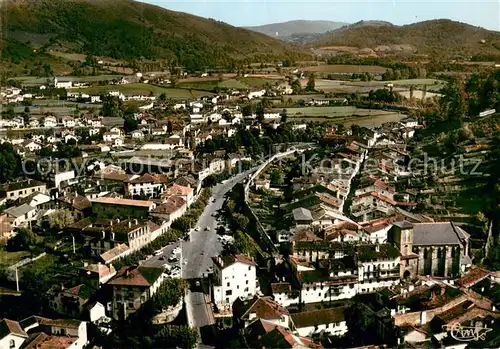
xmin=311 ymin=19 xmax=500 ymax=59
xmin=2 ymin=0 xmax=306 ymax=70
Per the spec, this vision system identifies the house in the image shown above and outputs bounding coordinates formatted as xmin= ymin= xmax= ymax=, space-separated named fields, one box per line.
xmin=291 ymin=307 xmax=348 ymax=338
xmin=164 ymin=136 xmax=183 ymax=149
xmin=103 ymin=132 xmax=120 ymax=142
xmin=62 ymin=116 xmax=76 ymax=128
xmin=47 ymin=284 xmax=94 ymax=317
xmin=22 ymin=140 xmax=42 ymax=153
xmin=0 ymin=318 xmax=28 ymax=349
xmin=28 ymin=118 xmax=39 ymax=128
xmin=233 ymin=296 xmax=290 ymax=329
xmin=90 ymin=95 xmax=101 ymax=103
xmin=19 ymin=316 xmax=88 ymax=349
xmin=86 ymin=301 xmax=107 ymax=324
xmin=244 ymin=318 xmax=322 ymax=349
xmin=107 ymin=266 xmax=165 ymax=320
xmin=130 ymin=130 xmax=143 ymax=139
xmin=151 ymin=196 xmax=187 ymax=223
xmin=53 ymin=77 xmax=73 ymax=89
xmin=212 ymin=254 xmax=258 ymax=313
xmin=75 ymin=218 xmax=162 ymax=256
xmin=401 ymin=117 xmax=419 ymax=128
xmin=124 ymin=173 xmax=169 ymax=197
xmin=80 ymin=263 xmax=117 ymax=286
xmin=91 ymin=197 xmax=156 ymax=219
xmin=9 ymin=117 xmax=24 ymax=128
xmin=83 ymin=116 xmax=102 ymax=128
xmin=43 ymin=116 xmax=58 ymax=128
xmin=163 ymin=183 xmax=194 ymax=207
xmin=255 ymin=179 xmax=270 ymax=191
xmin=190 ymin=114 xmax=206 ymax=124
xmin=248 ymin=89 xmax=266 ymax=99
xmin=1 ymin=204 xmax=37 ymax=233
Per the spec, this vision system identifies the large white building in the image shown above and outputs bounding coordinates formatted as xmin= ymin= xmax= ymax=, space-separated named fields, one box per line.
xmin=212 ymin=254 xmax=258 ymax=312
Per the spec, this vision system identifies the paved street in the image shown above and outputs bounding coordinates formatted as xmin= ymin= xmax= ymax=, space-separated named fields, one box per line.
xmin=142 ymin=241 xmax=181 ymax=268
xmin=185 ymin=291 xmax=215 ymax=327
xmin=182 ymin=168 xmax=256 ymax=280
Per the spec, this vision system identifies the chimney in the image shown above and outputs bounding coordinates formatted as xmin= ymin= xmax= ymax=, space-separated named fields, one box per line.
xmin=128 ymin=221 xmax=131 ymax=228
xmin=134 ymin=219 xmax=138 ymax=225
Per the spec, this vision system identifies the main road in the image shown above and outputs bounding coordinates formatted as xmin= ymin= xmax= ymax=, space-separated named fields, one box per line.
xmin=183 ymin=168 xmax=256 ymax=329
xmin=182 ymin=167 xmax=256 ymax=280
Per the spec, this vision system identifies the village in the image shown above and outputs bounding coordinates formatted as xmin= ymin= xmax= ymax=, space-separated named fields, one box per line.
xmin=0 ymin=68 xmax=498 ymax=349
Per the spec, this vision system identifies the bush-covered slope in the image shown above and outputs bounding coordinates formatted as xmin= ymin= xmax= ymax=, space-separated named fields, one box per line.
xmin=2 ymin=0 xmax=306 ymax=70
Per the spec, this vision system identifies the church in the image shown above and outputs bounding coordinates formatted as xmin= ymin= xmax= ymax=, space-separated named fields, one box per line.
xmin=389 ymin=221 xmax=471 ymax=279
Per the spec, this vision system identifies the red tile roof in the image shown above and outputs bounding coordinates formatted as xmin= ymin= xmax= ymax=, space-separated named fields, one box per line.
xmin=108 ymin=266 xmax=164 ymax=287
xmin=0 ymin=318 xmax=28 ymax=339
xmin=242 ymin=296 xmax=289 ymax=320
xmin=456 ymin=267 xmax=491 ymax=288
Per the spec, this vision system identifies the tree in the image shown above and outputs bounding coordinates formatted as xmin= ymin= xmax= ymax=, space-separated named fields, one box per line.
xmin=256 ymin=104 xmax=264 ymax=122
xmin=241 ymin=104 xmax=253 ymax=117
xmin=291 ymin=79 xmax=301 ymax=95
xmin=153 ymin=325 xmax=198 ymax=349
xmin=439 ymin=77 xmax=467 ymax=123
xmin=305 ymin=73 xmax=315 ymax=92
xmin=47 ymin=209 xmax=74 ymax=229
xmin=344 ymin=302 xmax=375 ymax=345
xmin=24 ymin=106 xmax=30 ymax=113
xmin=270 ymin=170 xmax=282 ymax=185
xmin=0 ymin=143 xmax=21 ymax=183
xmin=167 ymin=120 xmax=173 ymax=133
xmin=158 ymin=93 xmax=167 ymax=101
xmin=280 ymin=109 xmax=288 ymax=123
xmin=7 ymin=228 xmax=39 ymax=251
xmin=232 ymin=213 xmax=250 ymax=231
xmin=101 ymin=95 xmax=124 ymax=117
xmin=124 ymin=115 xmax=139 ymax=133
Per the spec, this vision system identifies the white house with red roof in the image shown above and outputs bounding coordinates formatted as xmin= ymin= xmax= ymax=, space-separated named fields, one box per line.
xmin=0 ymin=318 xmax=28 ymax=349
xmin=212 ymin=254 xmax=258 ymax=313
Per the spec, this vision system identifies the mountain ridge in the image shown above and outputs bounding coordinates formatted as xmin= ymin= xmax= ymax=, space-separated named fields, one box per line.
xmin=309 ymin=19 xmax=500 ymax=58
xmin=1 ymin=0 xmax=307 ymax=71
xmin=244 ymin=20 xmax=348 ymax=42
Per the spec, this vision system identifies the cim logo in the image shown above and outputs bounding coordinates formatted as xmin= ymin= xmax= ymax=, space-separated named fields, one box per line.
xmin=443 ymin=323 xmax=492 ymax=342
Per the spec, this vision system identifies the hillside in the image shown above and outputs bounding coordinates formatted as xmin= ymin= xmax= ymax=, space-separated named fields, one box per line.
xmin=244 ymin=20 xmax=348 ymax=41
xmin=311 ymin=19 xmax=500 ymax=58
xmin=1 ymin=0 xmax=306 ymax=72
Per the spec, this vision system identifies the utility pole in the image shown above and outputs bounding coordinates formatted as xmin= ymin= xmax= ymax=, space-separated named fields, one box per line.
xmin=15 ymin=267 xmax=19 ymax=292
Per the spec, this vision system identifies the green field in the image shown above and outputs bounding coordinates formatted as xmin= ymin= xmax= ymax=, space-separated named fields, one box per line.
xmin=13 ymin=75 xmax=127 ymax=84
xmin=237 ymin=77 xmax=281 ymax=87
xmin=177 ymin=80 xmax=220 ymax=91
xmin=0 ymin=250 xmax=30 ymax=267
xmin=349 ymin=78 xmax=445 ymax=88
xmin=286 ymin=106 xmax=380 ymax=117
xmin=72 ymin=84 xmax=213 ymax=98
xmin=287 ymin=106 xmax=406 ymax=127
xmin=177 ymin=77 xmax=280 ymax=91
xmin=219 ymin=79 xmax=250 ymax=89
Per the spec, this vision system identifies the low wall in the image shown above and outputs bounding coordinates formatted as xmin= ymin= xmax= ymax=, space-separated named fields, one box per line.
xmin=151 ymin=300 xmax=183 ymax=324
